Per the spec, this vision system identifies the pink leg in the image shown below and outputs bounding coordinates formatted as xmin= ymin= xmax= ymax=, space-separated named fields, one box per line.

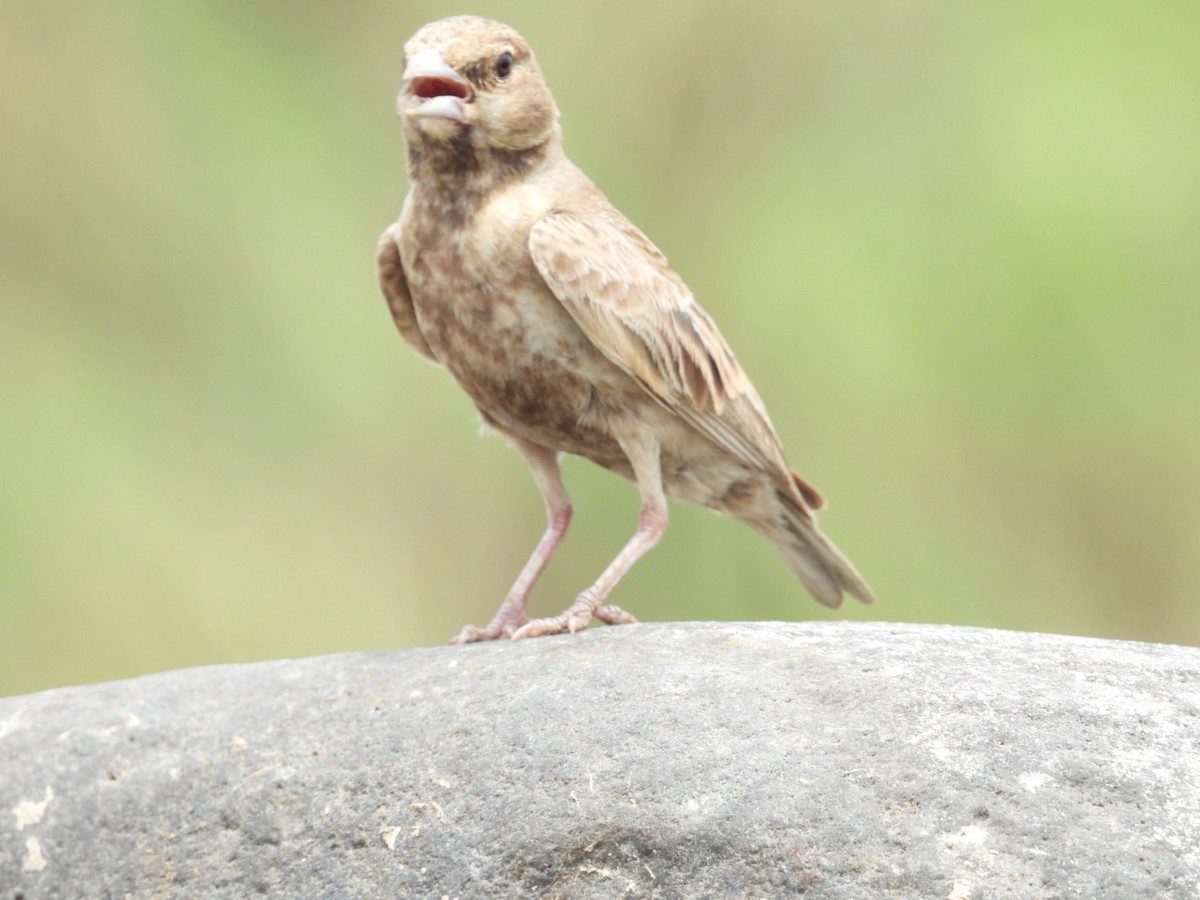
xmin=453 ymin=440 xmax=572 ymax=643
xmin=513 ymin=434 xmax=667 ymax=639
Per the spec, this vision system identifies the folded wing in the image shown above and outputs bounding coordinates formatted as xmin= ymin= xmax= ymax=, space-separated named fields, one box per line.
xmin=529 ymin=209 xmax=823 ymax=510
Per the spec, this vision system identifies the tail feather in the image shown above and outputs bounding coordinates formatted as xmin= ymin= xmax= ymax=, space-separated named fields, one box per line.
xmin=765 ymin=489 xmax=876 ymax=609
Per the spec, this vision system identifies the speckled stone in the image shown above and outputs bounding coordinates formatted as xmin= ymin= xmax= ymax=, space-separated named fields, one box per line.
xmin=2 ymin=622 xmax=1198 ymax=898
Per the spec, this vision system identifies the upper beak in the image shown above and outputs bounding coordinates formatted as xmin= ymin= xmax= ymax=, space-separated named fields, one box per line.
xmin=403 ymin=48 xmax=473 ymax=125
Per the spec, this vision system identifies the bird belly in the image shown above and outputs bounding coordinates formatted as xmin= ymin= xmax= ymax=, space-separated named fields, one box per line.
xmin=407 ymin=264 xmax=638 ymax=466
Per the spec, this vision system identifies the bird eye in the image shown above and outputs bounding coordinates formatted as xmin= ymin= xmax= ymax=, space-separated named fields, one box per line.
xmin=494 ymin=51 xmax=514 ymax=79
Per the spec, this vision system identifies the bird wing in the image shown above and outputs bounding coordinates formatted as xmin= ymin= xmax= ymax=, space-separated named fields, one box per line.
xmin=376 ymin=223 xmax=438 ymax=362
xmin=529 ymin=209 xmax=822 ymax=508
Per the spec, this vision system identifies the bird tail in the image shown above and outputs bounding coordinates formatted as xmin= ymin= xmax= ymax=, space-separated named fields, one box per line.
xmin=753 ymin=485 xmax=876 ymax=609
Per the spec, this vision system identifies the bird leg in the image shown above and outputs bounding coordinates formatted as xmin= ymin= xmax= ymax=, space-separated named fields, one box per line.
xmin=452 ymin=439 xmax=573 ymax=643
xmin=513 ymin=434 xmax=666 ymax=639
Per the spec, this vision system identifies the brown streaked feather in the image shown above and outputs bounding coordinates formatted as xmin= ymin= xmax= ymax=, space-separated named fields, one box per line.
xmin=376 ymin=223 xmax=438 ymax=363
xmin=792 ymin=471 xmax=826 ymax=511
xmin=529 ymin=209 xmax=807 ymax=502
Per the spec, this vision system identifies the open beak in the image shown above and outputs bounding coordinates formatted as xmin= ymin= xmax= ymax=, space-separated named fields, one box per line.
xmin=403 ymin=48 xmax=472 ymax=125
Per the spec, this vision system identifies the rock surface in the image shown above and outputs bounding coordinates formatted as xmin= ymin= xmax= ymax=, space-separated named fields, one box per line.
xmin=1 ymin=621 xmax=1198 ymax=898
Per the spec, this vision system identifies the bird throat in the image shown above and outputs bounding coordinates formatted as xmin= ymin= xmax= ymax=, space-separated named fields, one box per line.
xmin=406 ymin=135 xmax=551 ymax=208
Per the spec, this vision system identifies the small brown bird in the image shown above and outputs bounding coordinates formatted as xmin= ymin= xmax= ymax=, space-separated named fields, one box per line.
xmin=377 ymin=16 xmax=874 ymax=642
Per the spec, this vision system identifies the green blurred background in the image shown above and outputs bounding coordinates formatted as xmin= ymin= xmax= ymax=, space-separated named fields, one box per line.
xmin=3 ymin=2 xmax=1198 ymax=696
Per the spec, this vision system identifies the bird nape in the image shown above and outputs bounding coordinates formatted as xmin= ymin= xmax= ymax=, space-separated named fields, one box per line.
xmin=376 ymin=15 xmax=874 ymax=642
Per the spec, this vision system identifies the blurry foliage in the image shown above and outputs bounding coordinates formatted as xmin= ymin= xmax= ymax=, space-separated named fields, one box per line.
xmin=2 ymin=2 xmax=1198 ymax=695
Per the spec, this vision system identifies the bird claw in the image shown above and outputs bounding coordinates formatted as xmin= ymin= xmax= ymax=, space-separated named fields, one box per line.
xmin=509 ymin=599 xmax=638 ymax=639
xmin=450 ymin=605 xmax=531 ymax=643
xmin=450 ymin=624 xmax=501 ymax=644
xmin=594 ymin=604 xmax=638 ymax=626
xmin=510 ymin=613 xmax=588 ymax=640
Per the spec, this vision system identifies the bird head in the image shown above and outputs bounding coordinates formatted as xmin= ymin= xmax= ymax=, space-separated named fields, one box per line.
xmin=399 ymin=17 xmax=560 ymax=154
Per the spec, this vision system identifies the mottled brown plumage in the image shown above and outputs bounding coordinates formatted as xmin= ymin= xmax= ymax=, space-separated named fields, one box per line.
xmin=377 ymin=16 xmax=874 ymax=641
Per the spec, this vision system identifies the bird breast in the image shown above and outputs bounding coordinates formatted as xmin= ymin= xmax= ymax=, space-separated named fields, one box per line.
xmin=399 ymin=183 xmax=641 ymax=464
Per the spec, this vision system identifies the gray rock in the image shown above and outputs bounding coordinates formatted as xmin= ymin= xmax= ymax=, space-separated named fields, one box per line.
xmin=1 ymin=621 xmax=1198 ymax=898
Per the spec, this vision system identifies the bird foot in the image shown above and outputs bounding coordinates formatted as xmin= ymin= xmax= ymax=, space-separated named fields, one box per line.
xmin=450 ymin=605 xmax=530 ymax=644
xmin=451 ymin=623 xmax=507 ymax=643
xmin=511 ymin=598 xmax=637 ymax=640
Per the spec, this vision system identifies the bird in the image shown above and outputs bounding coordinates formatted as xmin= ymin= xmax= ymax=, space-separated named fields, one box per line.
xmin=376 ymin=15 xmax=874 ymax=642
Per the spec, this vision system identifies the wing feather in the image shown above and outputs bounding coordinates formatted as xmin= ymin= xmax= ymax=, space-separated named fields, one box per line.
xmin=376 ymin=223 xmax=438 ymax=362
xmin=529 ymin=210 xmax=812 ymax=502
